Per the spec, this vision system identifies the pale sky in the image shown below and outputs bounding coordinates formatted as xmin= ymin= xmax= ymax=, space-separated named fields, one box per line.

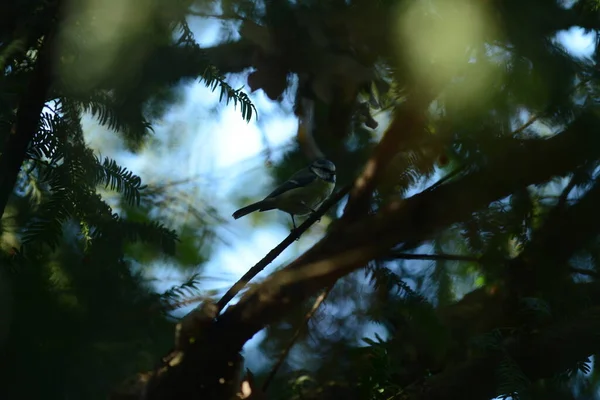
xmin=82 ymin=17 xmax=597 ymax=371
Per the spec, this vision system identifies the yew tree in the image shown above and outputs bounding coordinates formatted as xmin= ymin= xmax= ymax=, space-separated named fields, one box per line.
xmin=5 ymin=0 xmax=600 ymax=400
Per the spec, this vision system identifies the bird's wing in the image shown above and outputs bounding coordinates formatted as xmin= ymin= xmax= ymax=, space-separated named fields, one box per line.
xmin=265 ymin=168 xmax=317 ymax=199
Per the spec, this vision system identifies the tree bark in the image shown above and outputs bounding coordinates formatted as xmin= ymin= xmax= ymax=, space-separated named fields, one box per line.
xmin=216 ymin=110 xmax=600 ymax=350
xmin=118 ymin=110 xmax=600 ymax=399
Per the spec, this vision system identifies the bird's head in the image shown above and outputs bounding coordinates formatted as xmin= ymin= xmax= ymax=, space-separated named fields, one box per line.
xmin=310 ymin=159 xmax=336 ymax=183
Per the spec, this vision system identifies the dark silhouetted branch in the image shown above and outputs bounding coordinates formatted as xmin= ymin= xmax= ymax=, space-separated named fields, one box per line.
xmin=217 ymin=184 xmax=351 ymax=311
xmin=404 ymin=307 xmax=600 ymax=400
xmin=510 ymin=178 xmax=600 ymax=298
xmin=343 ymin=100 xmax=427 ymax=220
xmin=217 ymin=110 xmax=600 ymax=350
xmin=261 ymin=286 xmax=332 ymax=392
xmin=123 ymin=111 xmax=600 ymax=400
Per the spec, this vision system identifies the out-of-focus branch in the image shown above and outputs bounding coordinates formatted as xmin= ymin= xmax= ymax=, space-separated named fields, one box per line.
xmin=343 ymin=101 xmax=427 ymax=220
xmin=509 ymin=177 xmax=600 ymax=298
xmin=187 ymin=11 xmax=246 ymax=21
xmin=385 ymin=252 xmax=480 ymax=263
xmin=406 ymin=177 xmax=600 ymax=400
xmin=403 ymin=307 xmax=600 ymax=400
xmin=261 ymin=287 xmax=332 ymax=392
xmin=149 ymin=40 xmax=256 ymax=77
xmin=121 ymin=111 xmax=600 ymax=399
xmin=296 ymin=97 xmax=325 ymax=160
xmin=557 ymin=174 xmax=579 ymax=209
xmin=217 ymin=110 xmax=600 ymax=349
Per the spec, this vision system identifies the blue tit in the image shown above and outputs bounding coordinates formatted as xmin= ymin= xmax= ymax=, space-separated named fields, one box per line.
xmin=232 ymin=158 xmax=336 ymax=229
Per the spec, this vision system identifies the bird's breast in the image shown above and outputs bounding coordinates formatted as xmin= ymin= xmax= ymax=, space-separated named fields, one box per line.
xmin=276 ymin=179 xmax=335 ymax=215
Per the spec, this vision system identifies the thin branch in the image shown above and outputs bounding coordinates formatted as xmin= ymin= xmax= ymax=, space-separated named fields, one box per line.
xmin=512 ymin=78 xmax=590 ymax=137
xmin=557 ymin=173 xmax=580 ymax=209
xmin=261 ymin=286 xmax=333 ymax=392
xmin=509 ymin=178 xmax=600 ymax=299
xmin=343 ymin=100 xmax=428 ymax=219
xmin=296 ymin=97 xmax=325 ymax=160
xmin=216 ymin=185 xmax=351 ymax=312
xmin=424 ymin=166 xmax=467 ymax=193
xmin=187 ymin=11 xmax=246 ymax=21
xmin=215 ymin=112 xmax=600 ymax=349
xmin=386 ymin=252 xmax=481 ymax=263
xmin=425 ymin=106 xmax=559 ymax=195
xmin=125 ymin=110 xmax=600 ymax=400
xmin=512 ymin=113 xmax=539 ymax=135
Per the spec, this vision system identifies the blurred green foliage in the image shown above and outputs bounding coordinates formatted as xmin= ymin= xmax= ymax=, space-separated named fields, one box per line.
xmin=5 ymin=0 xmax=600 ymax=399
xmin=0 ymin=0 xmax=252 ymax=398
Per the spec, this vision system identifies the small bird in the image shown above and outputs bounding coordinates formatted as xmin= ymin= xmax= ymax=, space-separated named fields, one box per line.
xmin=232 ymin=158 xmax=336 ymax=229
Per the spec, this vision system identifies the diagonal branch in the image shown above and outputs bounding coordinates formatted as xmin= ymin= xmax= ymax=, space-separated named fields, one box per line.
xmin=217 ymin=110 xmax=600 ymax=349
xmin=407 ymin=178 xmax=600 ymax=400
xmin=509 ymin=177 xmax=600 ymax=298
xmin=216 ymin=185 xmax=351 ymax=311
xmin=343 ymin=100 xmax=427 ymax=220
xmin=404 ymin=307 xmax=600 ymax=400
xmin=129 ymin=110 xmax=600 ymax=399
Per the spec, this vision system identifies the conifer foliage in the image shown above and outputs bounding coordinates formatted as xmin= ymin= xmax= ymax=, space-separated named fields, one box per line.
xmin=0 ymin=0 xmax=253 ymax=398
xmin=159 ymin=1 xmax=600 ymax=399
xmin=6 ymin=1 xmax=600 ymax=400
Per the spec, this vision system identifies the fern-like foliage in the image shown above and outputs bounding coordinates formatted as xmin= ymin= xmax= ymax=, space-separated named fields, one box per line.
xmin=29 ymin=108 xmax=63 ymax=162
xmin=201 ymin=63 xmax=256 ymax=122
xmin=20 ymin=97 xmax=177 ymax=255
xmin=473 ymin=329 xmax=531 ymax=400
xmin=555 ymin=357 xmax=593 ymax=382
xmin=158 ymin=273 xmax=202 ymax=310
xmin=112 ymin=219 xmax=179 ymax=255
xmin=495 ymin=352 xmax=530 ymax=400
xmin=74 ymin=90 xmax=154 ymax=139
xmin=22 ymin=188 xmax=72 ymax=248
xmin=366 ymin=262 xmax=429 ymax=307
xmin=97 ymin=157 xmax=146 ymax=207
xmin=359 ymin=333 xmax=404 ymax=400
xmin=172 ymin=15 xmax=256 ymax=122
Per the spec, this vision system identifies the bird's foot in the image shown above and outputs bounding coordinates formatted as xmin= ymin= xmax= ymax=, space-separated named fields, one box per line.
xmin=308 ymin=211 xmax=321 ymax=223
xmin=290 ymin=227 xmax=301 ymax=240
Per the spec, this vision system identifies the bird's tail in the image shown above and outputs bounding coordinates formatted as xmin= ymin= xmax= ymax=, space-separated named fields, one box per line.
xmin=232 ymin=200 xmax=275 ymax=219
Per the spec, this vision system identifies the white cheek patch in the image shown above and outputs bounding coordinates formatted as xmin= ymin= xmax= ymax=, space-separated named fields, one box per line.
xmin=316 ymin=168 xmax=334 ymax=175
